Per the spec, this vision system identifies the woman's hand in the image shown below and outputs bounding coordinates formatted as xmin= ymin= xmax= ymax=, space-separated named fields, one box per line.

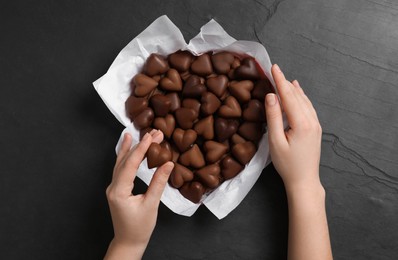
xmin=104 ymin=130 xmax=174 ymax=260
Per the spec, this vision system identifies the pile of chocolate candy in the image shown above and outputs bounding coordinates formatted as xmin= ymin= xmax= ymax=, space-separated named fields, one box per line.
xmin=125 ymin=50 xmax=274 ymax=203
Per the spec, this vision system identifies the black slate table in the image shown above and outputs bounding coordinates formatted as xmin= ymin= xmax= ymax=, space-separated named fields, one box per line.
xmin=1 ymin=0 xmax=397 ymax=259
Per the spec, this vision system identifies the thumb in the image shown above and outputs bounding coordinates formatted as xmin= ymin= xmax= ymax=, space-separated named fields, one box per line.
xmin=265 ymin=93 xmax=286 ymax=146
xmin=145 ymin=162 xmax=174 ymax=206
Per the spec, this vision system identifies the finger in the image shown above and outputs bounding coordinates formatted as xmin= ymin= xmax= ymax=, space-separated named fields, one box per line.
xmin=271 ymin=64 xmax=306 ymax=128
xmin=151 ymin=129 xmax=164 ymax=144
xmin=265 ymin=93 xmax=288 ymax=147
xmin=115 ymin=133 xmax=132 ymax=168
xmin=292 ymin=80 xmax=319 ymax=121
xmin=145 ymin=162 xmax=174 ymax=206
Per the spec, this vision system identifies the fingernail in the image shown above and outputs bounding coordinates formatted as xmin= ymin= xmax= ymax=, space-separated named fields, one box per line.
xmin=274 ymin=64 xmax=282 ymax=73
xmin=266 ymin=93 xmax=277 ymax=106
xmin=143 ymin=132 xmax=150 ymax=140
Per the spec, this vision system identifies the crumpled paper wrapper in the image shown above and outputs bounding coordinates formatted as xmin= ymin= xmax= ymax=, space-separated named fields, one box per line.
xmin=93 ymin=15 xmax=275 ymax=219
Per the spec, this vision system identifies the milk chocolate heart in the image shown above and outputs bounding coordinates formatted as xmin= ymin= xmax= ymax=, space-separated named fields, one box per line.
xmin=218 ymin=96 xmax=242 ymax=118
xmin=153 ymin=114 xmax=175 ymax=138
xmin=133 ymin=73 xmax=158 ymax=97
xmin=150 ymin=94 xmax=171 ymax=117
xmin=243 ymin=100 xmax=265 ymax=122
xmin=206 ymin=75 xmax=228 ymax=98
xmin=182 ymin=99 xmax=201 ymax=117
xmin=229 ymin=80 xmax=254 ymax=103
xmin=201 ymin=92 xmax=221 ymax=115
xmin=211 ymin=52 xmax=234 ymax=74
xmin=203 ymin=140 xmax=228 ymax=163
xmin=191 ymin=53 xmax=213 ymax=76
xmin=170 ymin=143 xmax=180 ymax=163
xmin=234 ymin=57 xmax=261 ymax=80
xmin=133 ymin=107 xmax=154 ymax=130
xmin=159 ymin=69 xmax=182 ymax=91
xmin=182 ymin=75 xmax=206 ymax=98
xmin=168 ymin=51 xmax=193 ymax=72
xmin=165 ymin=92 xmax=181 ymax=112
xmin=179 ymin=181 xmax=205 ymax=203
xmin=215 ymin=118 xmax=239 ymax=142
xmin=238 ymin=122 xmax=263 ymax=142
xmin=232 ymin=141 xmax=256 ymax=165
xmin=180 ymin=71 xmax=192 ymax=81
xmin=179 ymin=144 xmax=205 ymax=168
xmin=195 ymin=164 xmax=221 ymax=189
xmin=221 ymin=155 xmax=243 ymax=180
xmin=146 ymin=142 xmax=172 ymax=169
xmin=252 ymin=78 xmax=275 ymax=100
xmin=175 ymin=108 xmax=197 ymax=130
xmin=169 ymin=163 xmax=194 ymax=188
xmin=231 ymin=134 xmax=246 ymax=145
xmin=232 ymin=57 xmax=241 ymax=69
xmin=193 ymin=115 xmax=214 ymax=140
xmin=172 ymin=128 xmax=197 ymax=152
xmin=144 ymin=54 xmax=169 ymax=76
xmin=125 ymin=95 xmax=148 ymax=120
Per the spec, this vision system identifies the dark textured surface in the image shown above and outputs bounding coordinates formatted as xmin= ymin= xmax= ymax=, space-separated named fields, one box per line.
xmin=1 ymin=0 xmax=397 ymax=259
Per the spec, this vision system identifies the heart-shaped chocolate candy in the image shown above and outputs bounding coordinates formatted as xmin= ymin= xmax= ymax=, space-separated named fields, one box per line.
xmin=125 ymin=95 xmax=148 ymax=120
xmin=165 ymin=92 xmax=181 ymax=112
xmin=153 ymin=114 xmax=175 ymax=139
xmin=180 ymin=71 xmax=191 ymax=81
xmin=221 ymin=155 xmax=243 ymax=180
xmin=191 ymin=53 xmax=213 ymax=76
xmin=159 ymin=69 xmax=182 ymax=91
xmin=169 ymin=163 xmax=194 ymax=188
xmin=201 ymin=92 xmax=221 ymax=115
xmin=179 ymin=181 xmax=205 ymax=204
xmin=215 ymin=118 xmax=239 ymax=142
xmin=146 ymin=142 xmax=172 ymax=169
xmin=195 ymin=164 xmax=221 ymax=189
xmin=243 ymin=100 xmax=265 ymax=122
xmin=232 ymin=57 xmax=241 ymax=69
xmin=133 ymin=107 xmax=154 ymax=130
xmin=150 ymin=94 xmax=171 ymax=117
xmin=140 ymin=127 xmax=153 ymax=139
xmin=179 ymin=144 xmax=205 ymax=168
xmin=231 ymin=133 xmax=246 ymax=145
xmin=133 ymin=74 xmax=158 ymax=97
xmin=234 ymin=57 xmax=261 ymax=80
xmin=182 ymin=99 xmax=201 ymax=117
xmin=193 ymin=115 xmax=214 ymax=140
xmin=182 ymin=75 xmax=206 ymax=98
xmin=211 ymin=52 xmax=234 ymax=74
xmin=172 ymin=128 xmax=197 ymax=152
xmin=229 ymin=80 xmax=254 ymax=103
xmin=232 ymin=141 xmax=256 ymax=165
xmin=144 ymin=54 xmax=169 ymax=76
xmin=252 ymin=78 xmax=275 ymax=100
xmin=206 ymin=75 xmax=228 ymax=98
xmin=168 ymin=51 xmax=193 ymax=72
xmin=175 ymin=108 xmax=197 ymax=130
xmin=203 ymin=140 xmax=228 ymax=163
xmin=218 ymin=96 xmax=242 ymax=118
xmin=238 ymin=122 xmax=263 ymax=142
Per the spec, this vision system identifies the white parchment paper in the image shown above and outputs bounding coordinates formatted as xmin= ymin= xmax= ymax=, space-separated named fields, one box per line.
xmin=93 ymin=15 xmax=275 ymax=219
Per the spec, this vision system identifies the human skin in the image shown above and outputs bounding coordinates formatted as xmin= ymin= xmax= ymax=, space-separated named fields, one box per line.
xmin=265 ymin=64 xmax=333 ymax=260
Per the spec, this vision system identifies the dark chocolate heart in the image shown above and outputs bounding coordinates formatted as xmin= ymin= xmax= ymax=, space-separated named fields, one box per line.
xmin=175 ymin=108 xmax=197 ymax=130
xmin=159 ymin=69 xmax=182 ymax=91
xmin=203 ymin=140 xmax=228 ymax=163
xmin=182 ymin=99 xmax=201 ymax=117
xmin=215 ymin=118 xmax=239 ymax=142
xmin=172 ymin=128 xmax=197 ymax=152
xmin=193 ymin=115 xmax=214 ymax=140
xmin=232 ymin=141 xmax=256 ymax=165
xmin=195 ymin=164 xmax=221 ymax=189
xmin=243 ymin=99 xmax=265 ymax=122
xmin=220 ymin=155 xmax=243 ymax=180
xmin=179 ymin=181 xmax=205 ymax=203
xmin=169 ymin=163 xmax=194 ymax=188
xmin=218 ymin=96 xmax=242 ymax=118
xmin=146 ymin=142 xmax=172 ymax=169
xmin=144 ymin=54 xmax=169 ymax=76
xmin=234 ymin=57 xmax=261 ymax=80
xmin=201 ymin=92 xmax=221 ymax=115
xmin=125 ymin=95 xmax=148 ymax=120
xmin=191 ymin=53 xmax=213 ymax=76
xmin=229 ymin=80 xmax=254 ymax=103
xmin=150 ymin=94 xmax=171 ymax=117
xmin=168 ymin=51 xmax=193 ymax=72
xmin=182 ymin=75 xmax=206 ymax=98
xmin=206 ymin=75 xmax=228 ymax=98
xmin=153 ymin=114 xmax=175 ymax=139
xmin=133 ymin=73 xmax=158 ymax=97
xmin=238 ymin=122 xmax=264 ymax=142
xmin=133 ymin=107 xmax=154 ymax=130
xmin=178 ymin=144 xmax=205 ymax=168
xmin=211 ymin=52 xmax=234 ymax=74
xmin=165 ymin=92 xmax=181 ymax=112
xmin=252 ymin=78 xmax=275 ymax=100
